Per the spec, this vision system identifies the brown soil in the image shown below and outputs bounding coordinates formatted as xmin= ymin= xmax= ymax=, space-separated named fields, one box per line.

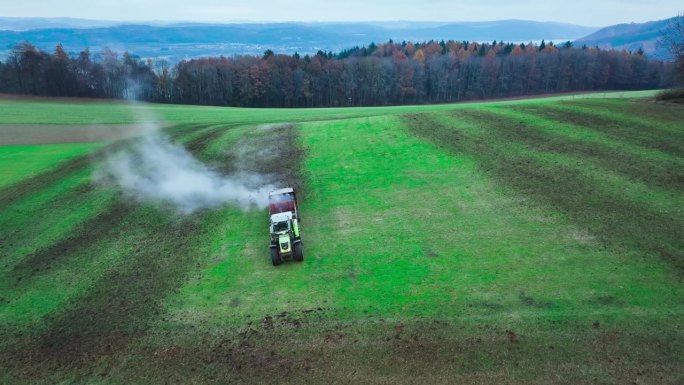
xmin=77 ymin=317 xmax=684 ymax=385
xmin=0 ymin=123 xmax=172 ymax=145
xmin=519 ymin=292 xmax=552 ymax=309
xmin=0 ymin=93 xmax=134 ymax=103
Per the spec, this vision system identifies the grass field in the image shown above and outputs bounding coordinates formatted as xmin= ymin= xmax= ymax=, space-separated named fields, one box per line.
xmin=0 ymin=91 xmax=683 ymax=384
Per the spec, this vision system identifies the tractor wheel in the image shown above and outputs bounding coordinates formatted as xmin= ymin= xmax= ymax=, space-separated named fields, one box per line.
xmin=271 ymin=248 xmax=281 ymax=266
xmin=293 ymin=243 xmax=304 ymax=262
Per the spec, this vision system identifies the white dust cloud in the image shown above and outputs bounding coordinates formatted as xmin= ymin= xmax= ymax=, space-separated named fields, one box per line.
xmin=95 ymin=105 xmax=275 ymax=213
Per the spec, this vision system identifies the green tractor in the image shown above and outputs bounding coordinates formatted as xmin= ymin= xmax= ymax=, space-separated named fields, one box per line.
xmin=268 ymin=188 xmax=303 ymax=266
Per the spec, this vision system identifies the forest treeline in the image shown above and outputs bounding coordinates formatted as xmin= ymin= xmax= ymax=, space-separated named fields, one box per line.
xmin=0 ymin=40 xmax=675 ymax=107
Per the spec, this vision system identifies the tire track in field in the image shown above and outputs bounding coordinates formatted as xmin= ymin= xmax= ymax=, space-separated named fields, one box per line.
xmin=0 ymin=154 xmax=93 ymax=211
xmin=459 ymin=109 xmax=684 ymax=192
xmin=1 ymin=125 xmax=236 ymax=288
xmin=163 ymin=122 xmax=216 ymax=142
xmin=0 ymin=123 xmax=215 ymax=212
xmin=246 ymin=124 xmax=304 ymax=193
xmin=0 ymin=182 xmax=97 ymax=266
xmin=183 ymin=123 xmax=239 ymax=154
xmin=7 ymin=199 xmax=130 ymax=287
xmin=3 ymin=124 xmax=232 ymax=275
xmin=0 ymin=139 xmax=135 ymax=211
xmin=1 ymin=122 xmax=307 ymax=377
xmin=509 ymin=104 xmax=684 ymax=157
xmin=404 ymin=112 xmax=684 ymax=274
xmin=3 ymin=212 xmax=206 ymax=372
xmin=567 ymin=99 xmax=684 ymax=128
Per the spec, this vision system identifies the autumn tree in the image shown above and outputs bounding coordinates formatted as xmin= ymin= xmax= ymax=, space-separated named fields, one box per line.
xmin=0 ymin=39 xmax=674 ymax=106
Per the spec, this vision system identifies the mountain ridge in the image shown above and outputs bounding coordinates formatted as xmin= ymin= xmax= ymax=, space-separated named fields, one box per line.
xmin=574 ymin=17 xmax=675 ymax=59
xmin=0 ymin=18 xmax=599 ymax=62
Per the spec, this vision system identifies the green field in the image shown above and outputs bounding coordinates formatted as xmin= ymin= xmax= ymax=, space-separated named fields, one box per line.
xmin=1 ymin=91 xmax=683 ymax=384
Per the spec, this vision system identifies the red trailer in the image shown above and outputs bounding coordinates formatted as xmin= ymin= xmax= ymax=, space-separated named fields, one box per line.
xmin=268 ymin=187 xmax=299 ymax=218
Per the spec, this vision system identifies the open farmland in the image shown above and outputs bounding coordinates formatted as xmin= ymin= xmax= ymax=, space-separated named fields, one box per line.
xmin=0 ymin=91 xmax=683 ymax=384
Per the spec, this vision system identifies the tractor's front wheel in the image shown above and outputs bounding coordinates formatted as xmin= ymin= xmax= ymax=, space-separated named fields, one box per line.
xmin=271 ymin=248 xmax=282 ymax=266
xmin=293 ymin=242 xmax=304 ymax=262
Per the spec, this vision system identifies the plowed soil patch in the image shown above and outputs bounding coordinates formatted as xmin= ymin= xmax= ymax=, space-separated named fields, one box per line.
xmin=0 ymin=124 xmax=170 ymax=145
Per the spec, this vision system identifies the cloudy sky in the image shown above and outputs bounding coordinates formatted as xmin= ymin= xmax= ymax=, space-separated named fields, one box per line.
xmin=1 ymin=0 xmax=681 ymax=26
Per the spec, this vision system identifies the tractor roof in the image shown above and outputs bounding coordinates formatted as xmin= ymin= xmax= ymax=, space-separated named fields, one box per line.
xmin=270 ymin=212 xmax=293 ymax=223
xmin=269 ymin=187 xmax=294 ymax=196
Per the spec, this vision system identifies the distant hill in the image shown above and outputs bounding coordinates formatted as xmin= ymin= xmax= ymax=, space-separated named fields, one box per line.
xmin=574 ymin=18 xmax=674 ymax=59
xmin=0 ymin=17 xmax=121 ymax=31
xmin=0 ymin=18 xmax=598 ymax=62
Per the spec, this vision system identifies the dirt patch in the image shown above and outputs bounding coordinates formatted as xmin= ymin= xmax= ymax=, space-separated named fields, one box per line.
xmin=0 ymin=124 xmax=171 ymax=146
xmin=245 ymin=124 xmax=305 ymax=192
xmin=588 ymin=295 xmax=625 ymax=306
xmin=193 ymin=123 xmax=306 ymax=196
xmin=506 ymin=330 xmax=519 ymax=344
xmin=473 ymin=302 xmax=504 ymax=312
xmin=519 ymin=292 xmax=552 ymax=309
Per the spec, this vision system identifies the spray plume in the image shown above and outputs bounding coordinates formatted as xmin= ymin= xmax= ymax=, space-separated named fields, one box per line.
xmin=96 ymin=102 xmax=275 ymax=213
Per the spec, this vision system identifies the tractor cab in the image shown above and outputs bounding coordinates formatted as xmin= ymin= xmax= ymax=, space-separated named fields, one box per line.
xmin=270 ymin=212 xmax=293 ymax=235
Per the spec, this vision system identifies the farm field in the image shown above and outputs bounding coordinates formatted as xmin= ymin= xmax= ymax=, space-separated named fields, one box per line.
xmin=0 ymin=91 xmax=683 ymax=384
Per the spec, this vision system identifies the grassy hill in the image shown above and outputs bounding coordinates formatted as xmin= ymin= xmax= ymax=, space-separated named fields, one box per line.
xmin=0 ymin=91 xmax=683 ymax=384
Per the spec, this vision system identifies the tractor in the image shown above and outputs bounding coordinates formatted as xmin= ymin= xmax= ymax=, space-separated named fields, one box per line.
xmin=268 ymin=188 xmax=303 ymax=265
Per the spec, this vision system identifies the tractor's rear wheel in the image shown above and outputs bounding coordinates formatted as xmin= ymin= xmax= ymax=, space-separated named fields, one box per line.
xmin=271 ymin=248 xmax=281 ymax=266
xmin=293 ymin=243 xmax=304 ymax=262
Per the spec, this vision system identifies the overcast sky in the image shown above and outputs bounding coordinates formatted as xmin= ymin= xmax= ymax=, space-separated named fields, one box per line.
xmin=1 ymin=0 xmax=682 ymax=26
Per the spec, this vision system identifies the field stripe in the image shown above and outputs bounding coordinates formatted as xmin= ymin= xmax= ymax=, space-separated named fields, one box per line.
xmin=509 ymin=103 xmax=684 ymax=157
xmin=183 ymin=124 xmax=241 ymax=156
xmin=404 ymin=112 xmax=684 ymax=274
xmin=0 ymin=177 xmax=112 ymax=265
xmin=429 ymin=112 xmax=683 ymax=221
xmin=4 ymin=209 xmax=217 ymax=368
xmin=564 ymin=98 xmax=684 ymax=132
xmin=1 ymin=119 xmax=311 ymax=369
xmin=0 ymin=143 xmax=103 ymax=190
xmin=163 ymin=122 xmax=216 ymax=141
xmin=462 ymin=108 xmax=684 ymax=192
xmin=7 ymin=200 xmax=129 ymax=287
xmin=0 ymin=154 xmax=93 ymax=210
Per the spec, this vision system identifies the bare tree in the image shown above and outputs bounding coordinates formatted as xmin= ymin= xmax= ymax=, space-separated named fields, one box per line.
xmin=660 ymin=13 xmax=684 ymax=84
